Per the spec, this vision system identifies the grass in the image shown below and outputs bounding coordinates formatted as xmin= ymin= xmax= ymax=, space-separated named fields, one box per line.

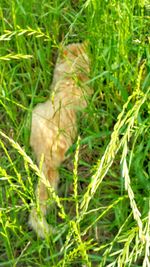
xmin=0 ymin=0 xmax=150 ymax=266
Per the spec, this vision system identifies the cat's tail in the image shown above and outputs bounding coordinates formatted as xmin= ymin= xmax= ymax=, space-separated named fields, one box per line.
xmin=28 ymin=165 xmax=59 ymax=238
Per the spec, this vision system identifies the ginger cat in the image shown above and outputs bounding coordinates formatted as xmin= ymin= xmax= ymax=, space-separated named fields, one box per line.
xmin=29 ymin=42 xmax=92 ymax=237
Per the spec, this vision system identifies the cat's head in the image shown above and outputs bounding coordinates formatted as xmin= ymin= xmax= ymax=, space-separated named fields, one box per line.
xmin=64 ymin=42 xmax=89 ymax=75
xmin=56 ymin=42 xmax=90 ymax=82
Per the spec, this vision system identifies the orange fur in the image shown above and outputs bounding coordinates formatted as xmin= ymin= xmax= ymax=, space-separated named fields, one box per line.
xmin=28 ymin=43 xmax=92 ymax=237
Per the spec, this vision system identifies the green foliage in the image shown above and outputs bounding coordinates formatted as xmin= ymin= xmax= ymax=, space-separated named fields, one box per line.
xmin=0 ymin=0 xmax=150 ymax=266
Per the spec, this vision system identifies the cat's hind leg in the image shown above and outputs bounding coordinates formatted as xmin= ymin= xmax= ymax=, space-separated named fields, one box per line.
xmin=28 ymin=167 xmax=59 ymax=238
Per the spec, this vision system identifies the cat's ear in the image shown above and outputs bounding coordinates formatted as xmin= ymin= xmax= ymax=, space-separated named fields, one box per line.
xmin=63 ymin=44 xmax=79 ymax=57
xmin=59 ymin=42 xmax=88 ymax=59
xmin=63 ymin=48 xmax=69 ymax=56
xmin=58 ymin=46 xmax=69 ymax=59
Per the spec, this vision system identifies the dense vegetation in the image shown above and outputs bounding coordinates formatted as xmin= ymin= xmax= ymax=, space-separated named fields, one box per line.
xmin=0 ymin=0 xmax=149 ymax=266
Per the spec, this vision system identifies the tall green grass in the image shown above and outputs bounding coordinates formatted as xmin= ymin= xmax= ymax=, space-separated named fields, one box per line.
xmin=0 ymin=0 xmax=150 ymax=266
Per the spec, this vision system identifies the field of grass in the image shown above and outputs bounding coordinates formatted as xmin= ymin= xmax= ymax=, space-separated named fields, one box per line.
xmin=0 ymin=0 xmax=150 ymax=266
